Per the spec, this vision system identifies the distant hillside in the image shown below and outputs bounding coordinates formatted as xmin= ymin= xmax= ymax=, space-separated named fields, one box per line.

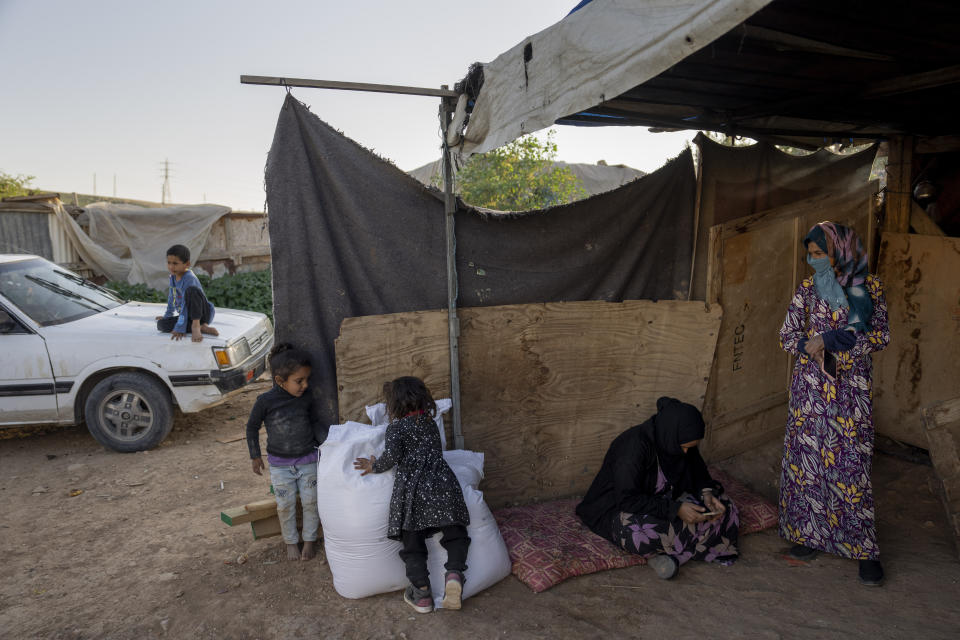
xmin=407 ymin=159 xmax=645 ymax=198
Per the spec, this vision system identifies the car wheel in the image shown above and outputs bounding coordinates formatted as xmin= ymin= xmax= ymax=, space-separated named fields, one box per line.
xmin=83 ymin=372 xmax=174 ymax=452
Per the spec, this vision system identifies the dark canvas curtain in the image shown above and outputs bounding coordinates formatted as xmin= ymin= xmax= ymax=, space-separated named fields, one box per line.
xmin=266 ymin=95 xmax=696 ymax=429
xmin=690 ymin=133 xmax=877 ymax=298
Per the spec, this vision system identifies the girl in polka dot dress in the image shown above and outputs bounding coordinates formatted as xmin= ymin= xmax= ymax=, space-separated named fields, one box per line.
xmin=354 ymin=377 xmax=470 ymax=613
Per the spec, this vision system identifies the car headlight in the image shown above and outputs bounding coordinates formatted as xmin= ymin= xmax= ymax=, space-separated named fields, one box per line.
xmin=212 ymin=338 xmax=251 ymax=369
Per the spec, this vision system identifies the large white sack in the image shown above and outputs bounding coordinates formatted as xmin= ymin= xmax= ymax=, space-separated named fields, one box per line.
xmin=425 ymin=451 xmax=512 ymax=609
xmin=365 ymin=398 xmax=452 ymax=449
xmin=317 ymin=422 xmax=511 ymax=605
xmin=317 ymin=422 xmax=405 ymax=599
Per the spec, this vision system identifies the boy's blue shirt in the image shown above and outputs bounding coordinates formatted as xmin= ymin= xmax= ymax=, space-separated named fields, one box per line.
xmin=163 ymin=269 xmax=215 ymax=333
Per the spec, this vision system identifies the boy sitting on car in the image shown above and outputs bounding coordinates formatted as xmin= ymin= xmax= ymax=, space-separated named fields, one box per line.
xmin=155 ymin=244 xmax=219 ymax=342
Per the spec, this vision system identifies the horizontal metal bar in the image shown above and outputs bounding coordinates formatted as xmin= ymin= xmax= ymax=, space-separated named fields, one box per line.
xmin=240 ymin=75 xmax=458 ymax=98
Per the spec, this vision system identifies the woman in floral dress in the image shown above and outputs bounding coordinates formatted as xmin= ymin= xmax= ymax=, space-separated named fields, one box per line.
xmin=576 ymin=397 xmax=739 ymax=580
xmin=778 ymin=221 xmax=890 ymax=586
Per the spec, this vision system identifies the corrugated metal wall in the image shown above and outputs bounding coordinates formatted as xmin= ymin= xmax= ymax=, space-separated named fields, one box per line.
xmin=0 ymin=207 xmax=79 ymax=264
xmin=47 ymin=212 xmax=79 ymax=263
xmin=0 ymin=210 xmax=54 ymax=258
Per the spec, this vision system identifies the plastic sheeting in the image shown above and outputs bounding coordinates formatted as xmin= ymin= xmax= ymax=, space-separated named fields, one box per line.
xmin=460 ymin=0 xmax=772 ymax=156
xmin=265 ymin=95 xmax=697 ymax=431
xmin=53 ymin=202 xmax=229 ymax=289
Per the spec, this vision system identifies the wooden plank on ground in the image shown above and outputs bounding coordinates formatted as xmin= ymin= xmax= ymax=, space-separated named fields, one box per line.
xmin=702 ymin=183 xmax=875 ymax=459
xmin=336 ymin=300 xmax=722 ymax=507
xmin=244 ymin=498 xmax=278 ymax=513
xmin=221 ymin=503 xmax=276 ymax=526
xmin=221 ymin=498 xmax=280 ymax=526
xmin=922 ymin=397 xmax=960 ymax=560
xmin=875 ymin=233 xmax=960 ymax=447
xmin=251 ymin=516 xmax=283 ymax=539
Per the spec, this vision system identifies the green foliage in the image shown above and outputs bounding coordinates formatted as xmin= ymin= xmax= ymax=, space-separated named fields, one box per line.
xmin=454 ymin=130 xmax=587 ymax=211
xmin=106 ymin=269 xmax=274 ymax=320
xmin=0 ymin=171 xmax=37 ymax=199
xmin=104 ymin=281 xmax=166 ymax=303
xmin=197 ymin=270 xmax=273 ymax=320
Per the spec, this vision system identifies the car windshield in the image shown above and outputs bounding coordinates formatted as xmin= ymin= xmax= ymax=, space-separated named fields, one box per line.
xmin=0 ymin=258 xmax=124 ymax=326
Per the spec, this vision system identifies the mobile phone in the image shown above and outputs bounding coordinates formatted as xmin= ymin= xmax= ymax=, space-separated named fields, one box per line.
xmin=820 ymin=350 xmax=837 ymax=381
xmin=701 ymin=510 xmax=720 ymax=517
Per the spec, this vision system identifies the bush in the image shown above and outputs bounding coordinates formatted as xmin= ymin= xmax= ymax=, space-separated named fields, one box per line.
xmin=105 ymin=269 xmax=274 ymax=320
xmin=104 ymin=281 xmax=166 ymax=303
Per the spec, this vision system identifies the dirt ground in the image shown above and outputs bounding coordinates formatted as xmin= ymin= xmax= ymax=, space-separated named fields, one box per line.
xmin=2 ymin=383 xmax=958 ymax=640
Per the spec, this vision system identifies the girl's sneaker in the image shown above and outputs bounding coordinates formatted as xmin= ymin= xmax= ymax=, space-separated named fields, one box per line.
xmin=403 ymin=585 xmax=434 ymax=614
xmin=441 ymin=571 xmax=464 ymax=610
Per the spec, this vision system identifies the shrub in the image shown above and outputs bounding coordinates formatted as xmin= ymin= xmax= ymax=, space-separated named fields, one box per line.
xmin=105 ymin=269 xmax=273 ymax=320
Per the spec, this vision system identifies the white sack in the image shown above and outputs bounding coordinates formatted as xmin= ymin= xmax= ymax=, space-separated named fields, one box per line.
xmin=317 ymin=422 xmax=510 ymax=605
xmin=425 ymin=451 xmax=511 ymax=609
xmin=317 ymin=422 xmax=405 ymax=599
xmin=365 ymin=397 xmax=452 ymax=449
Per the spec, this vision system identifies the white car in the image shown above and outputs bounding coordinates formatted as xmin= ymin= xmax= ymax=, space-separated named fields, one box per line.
xmin=0 ymin=254 xmax=273 ymax=451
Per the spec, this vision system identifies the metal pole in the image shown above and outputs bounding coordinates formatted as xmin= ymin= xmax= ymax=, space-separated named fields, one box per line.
xmin=240 ymin=73 xmax=465 ymax=446
xmin=240 ymin=75 xmax=458 ymax=98
xmin=440 ymin=89 xmax=464 ymax=450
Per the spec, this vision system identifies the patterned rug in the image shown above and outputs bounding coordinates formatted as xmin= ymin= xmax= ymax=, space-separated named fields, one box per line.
xmin=492 ymin=467 xmax=777 ymax=592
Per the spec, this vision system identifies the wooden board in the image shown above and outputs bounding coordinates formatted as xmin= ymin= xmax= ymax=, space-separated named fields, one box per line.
xmin=874 ymin=233 xmax=960 ymax=447
xmin=251 ymin=515 xmax=283 ymax=539
xmin=922 ymin=397 xmax=960 ymax=560
xmin=702 ymin=183 xmax=876 ymax=459
xmin=336 ymin=300 xmax=722 ymax=508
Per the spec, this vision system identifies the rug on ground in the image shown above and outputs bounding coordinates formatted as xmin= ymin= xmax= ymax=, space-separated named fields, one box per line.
xmin=492 ymin=467 xmax=777 ymax=592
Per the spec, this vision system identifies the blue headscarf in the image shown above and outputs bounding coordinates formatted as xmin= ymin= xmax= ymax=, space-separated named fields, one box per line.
xmin=803 ymin=223 xmax=873 ymax=332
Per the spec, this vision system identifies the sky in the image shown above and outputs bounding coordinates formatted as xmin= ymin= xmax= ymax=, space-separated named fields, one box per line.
xmin=0 ymin=0 xmax=694 ymax=211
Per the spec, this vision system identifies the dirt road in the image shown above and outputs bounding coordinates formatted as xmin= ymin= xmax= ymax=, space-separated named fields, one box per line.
xmin=1 ymin=384 xmax=957 ymax=639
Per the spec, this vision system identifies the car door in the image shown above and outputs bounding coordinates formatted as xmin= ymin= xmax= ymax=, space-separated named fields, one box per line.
xmin=0 ymin=303 xmax=60 ymax=424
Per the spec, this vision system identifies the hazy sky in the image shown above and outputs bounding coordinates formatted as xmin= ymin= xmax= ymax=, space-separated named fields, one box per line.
xmin=0 ymin=0 xmax=694 ymax=211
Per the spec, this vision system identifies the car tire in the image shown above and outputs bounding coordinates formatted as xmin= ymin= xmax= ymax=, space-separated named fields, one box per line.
xmin=83 ymin=372 xmax=174 ymax=452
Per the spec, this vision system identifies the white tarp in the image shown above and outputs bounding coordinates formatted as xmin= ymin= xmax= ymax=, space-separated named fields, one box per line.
xmin=53 ymin=202 xmax=229 ymax=289
xmin=460 ymin=0 xmax=772 ymax=156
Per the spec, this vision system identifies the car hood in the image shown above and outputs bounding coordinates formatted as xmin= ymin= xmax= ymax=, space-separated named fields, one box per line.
xmin=39 ymin=302 xmax=273 ymax=378
xmin=64 ymin=302 xmax=266 ymax=343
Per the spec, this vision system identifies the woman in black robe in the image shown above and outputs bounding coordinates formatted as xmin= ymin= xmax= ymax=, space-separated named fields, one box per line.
xmin=576 ymin=397 xmax=739 ymax=579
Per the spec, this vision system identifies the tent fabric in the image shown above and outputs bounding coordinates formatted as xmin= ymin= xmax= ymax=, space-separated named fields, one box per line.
xmin=460 ymin=0 xmax=772 ymax=156
xmin=265 ymin=95 xmax=697 ymax=430
xmin=52 ymin=202 xmax=229 ymax=289
xmin=689 ymin=134 xmax=877 ymax=298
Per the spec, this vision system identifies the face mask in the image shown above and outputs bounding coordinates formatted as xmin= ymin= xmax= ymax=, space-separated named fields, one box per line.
xmin=806 ymin=253 xmax=832 ymax=274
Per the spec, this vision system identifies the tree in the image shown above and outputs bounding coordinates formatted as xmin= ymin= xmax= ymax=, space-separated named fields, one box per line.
xmin=453 ymin=130 xmax=586 ymax=211
xmin=0 ymin=172 xmax=36 ymax=199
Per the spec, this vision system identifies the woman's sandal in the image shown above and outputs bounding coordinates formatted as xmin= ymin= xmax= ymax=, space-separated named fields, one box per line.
xmin=788 ymin=544 xmax=818 ymax=560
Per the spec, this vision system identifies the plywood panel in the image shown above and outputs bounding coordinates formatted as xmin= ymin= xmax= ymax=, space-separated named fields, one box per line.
xmin=922 ymin=397 xmax=960 ymax=560
xmin=874 ymin=233 xmax=960 ymax=447
xmin=335 ymin=300 xmax=722 ymax=507
xmin=703 ymin=184 xmax=876 ymax=459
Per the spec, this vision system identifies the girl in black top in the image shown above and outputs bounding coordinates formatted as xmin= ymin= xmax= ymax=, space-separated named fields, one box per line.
xmin=246 ymin=343 xmax=327 ymax=561
xmin=354 ymin=377 xmax=470 ymax=613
